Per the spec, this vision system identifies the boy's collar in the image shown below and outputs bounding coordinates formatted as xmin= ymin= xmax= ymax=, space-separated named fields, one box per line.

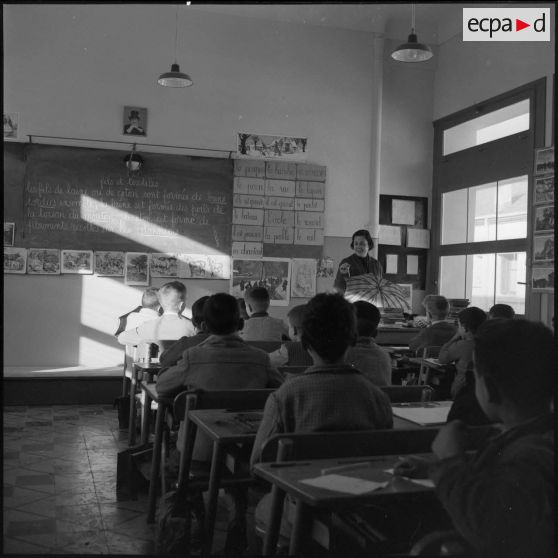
xmin=250 ymin=311 xmax=269 ymax=317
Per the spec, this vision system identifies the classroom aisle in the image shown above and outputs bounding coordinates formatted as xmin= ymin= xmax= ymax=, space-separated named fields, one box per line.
xmin=3 ymin=404 xmax=260 ymax=555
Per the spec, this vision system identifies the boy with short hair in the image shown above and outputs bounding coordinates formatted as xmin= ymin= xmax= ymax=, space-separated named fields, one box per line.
xmin=268 ymin=304 xmax=313 ymax=367
xmin=408 ymin=295 xmax=456 ymax=352
xmin=395 ymin=319 xmax=555 ymax=558
xmin=115 ymin=287 xmax=160 ymax=336
xmin=438 ymin=306 xmax=486 ymax=398
xmin=488 ymin=303 xmax=515 ymax=319
xmin=159 ymin=295 xmax=210 ymax=366
xmin=346 ymin=300 xmax=392 ymax=386
xmin=240 ymin=286 xmax=288 ymax=342
xmin=251 ymin=292 xmax=393 ymax=466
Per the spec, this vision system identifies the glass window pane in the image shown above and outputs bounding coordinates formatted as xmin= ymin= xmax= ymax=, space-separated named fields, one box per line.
xmin=442 ymin=189 xmax=467 ymax=244
xmin=495 ymin=252 xmax=526 ymax=314
xmin=439 ymin=255 xmax=466 ymax=299
xmin=468 ymin=182 xmax=497 ymax=242
xmin=466 ymin=253 xmax=495 ymax=310
xmin=497 ymin=176 xmax=528 ymax=240
xmin=443 ymin=99 xmax=530 ymax=156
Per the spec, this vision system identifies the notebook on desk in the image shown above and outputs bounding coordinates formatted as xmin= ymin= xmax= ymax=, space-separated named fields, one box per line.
xmin=392 ymin=402 xmax=451 ymax=426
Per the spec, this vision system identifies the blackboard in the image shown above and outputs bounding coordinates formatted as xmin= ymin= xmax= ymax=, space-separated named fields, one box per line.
xmin=4 ymin=143 xmax=26 ymax=244
xmin=19 ymin=144 xmax=233 ymax=253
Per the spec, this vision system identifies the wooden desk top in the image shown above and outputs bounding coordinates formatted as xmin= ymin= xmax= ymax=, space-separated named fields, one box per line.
xmin=188 ymin=409 xmax=264 ymax=444
xmin=253 ymin=454 xmax=434 ymax=510
xmin=140 ymin=381 xmax=173 ymax=405
xmin=391 ymin=401 xmax=452 ymax=426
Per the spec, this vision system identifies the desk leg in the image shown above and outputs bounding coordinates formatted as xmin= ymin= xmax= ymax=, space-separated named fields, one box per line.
xmin=263 ymin=486 xmax=286 ymax=557
xmin=147 ymin=403 xmax=165 ymax=524
xmin=127 ymin=366 xmax=138 ymax=446
xmin=140 ymin=390 xmax=151 ymax=446
xmin=289 ymin=498 xmax=310 ymax=556
xmin=203 ymin=441 xmax=225 ymax=558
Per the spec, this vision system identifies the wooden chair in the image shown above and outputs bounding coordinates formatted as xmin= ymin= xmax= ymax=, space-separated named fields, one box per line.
xmin=160 ymin=388 xmax=276 ymax=556
xmin=380 ymin=385 xmax=434 ymax=403
xmin=417 ymin=346 xmax=442 ymax=386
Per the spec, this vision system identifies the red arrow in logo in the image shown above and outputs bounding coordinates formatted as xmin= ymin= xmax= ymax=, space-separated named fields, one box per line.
xmin=516 ymin=19 xmax=530 ymax=31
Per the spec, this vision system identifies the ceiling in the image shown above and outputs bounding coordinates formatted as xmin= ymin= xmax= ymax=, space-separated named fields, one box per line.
xmin=188 ymin=3 xmax=470 ymax=45
xmin=188 ymin=3 xmax=552 ymax=45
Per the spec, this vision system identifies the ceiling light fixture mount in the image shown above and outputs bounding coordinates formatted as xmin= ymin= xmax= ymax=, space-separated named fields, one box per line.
xmin=158 ymin=5 xmax=193 ymax=87
xmin=391 ymin=4 xmax=433 ymax=63
xmin=124 ymin=144 xmax=143 ymax=173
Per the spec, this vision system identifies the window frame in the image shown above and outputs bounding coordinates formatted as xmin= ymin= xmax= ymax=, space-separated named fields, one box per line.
xmin=429 ymin=78 xmax=547 ymax=315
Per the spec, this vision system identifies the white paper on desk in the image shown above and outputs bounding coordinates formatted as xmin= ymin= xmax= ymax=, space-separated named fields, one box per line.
xmin=406 ymin=254 xmax=419 ymax=275
xmin=392 ymin=200 xmax=415 ymax=225
xmin=391 ymin=405 xmax=451 ymax=426
xmin=300 ymin=474 xmax=387 ymax=495
xmin=379 ymin=225 xmax=402 ymax=246
xmin=407 ymin=228 xmax=430 ymax=249
xmin=386 ymin=254 xmax=398 ymax=274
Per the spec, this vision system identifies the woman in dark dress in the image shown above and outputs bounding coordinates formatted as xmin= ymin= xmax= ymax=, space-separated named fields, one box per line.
xmin=334 ymin=229 xmax=383 ymax=293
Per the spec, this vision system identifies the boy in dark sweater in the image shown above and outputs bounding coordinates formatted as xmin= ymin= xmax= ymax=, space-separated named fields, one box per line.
xmin=395 ymin=319 xmax=555 ymax=558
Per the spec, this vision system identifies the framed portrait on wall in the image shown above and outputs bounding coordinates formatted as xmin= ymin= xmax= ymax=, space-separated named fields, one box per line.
xmin=123 ymin=106 xmax=147 ymax=136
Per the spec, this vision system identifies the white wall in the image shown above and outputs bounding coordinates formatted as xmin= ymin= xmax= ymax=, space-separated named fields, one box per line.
xmin=3 ymin=5 xmax=383 ymax=367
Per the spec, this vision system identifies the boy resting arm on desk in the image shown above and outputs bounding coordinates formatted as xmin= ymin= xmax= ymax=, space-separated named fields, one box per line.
xmin=268 ymin=304 xmax=313 ymax=367
xmin=395 ymin=319 xmax=555 ymax=558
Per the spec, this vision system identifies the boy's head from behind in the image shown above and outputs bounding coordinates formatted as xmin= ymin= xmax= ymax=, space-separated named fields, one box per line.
xmin=458 ymin=306 xmax=486 ymax=335
xmin=488 ymin=303 xmax=515 ymax=320
xmin=473 ymin=319 xmax=555 ymax=421
xmin=141 ymin=288 xmax=160 ymax=311
xmin=423 ymin=295 xmax=450 ymax=321
xmin=203 ymin=293 xmax=242 ymax=335
xmin=354 ymin=301 xmax=381 ymax=338
xmin=158 ymin=281 xmax=187 ymax=313
xmin=244 ymin=287 xmax=270 ymax=315
xmin=286 ymin=305 xmax=306 ymax=341
xmin=191 ymin=295 xmax=210 ymax=331
xmin=301 ymin=293 xmax=357 ymax=363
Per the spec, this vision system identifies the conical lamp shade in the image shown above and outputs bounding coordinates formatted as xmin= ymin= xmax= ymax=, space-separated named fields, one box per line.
xmin=158 ymin=63 xmax=193 ymax=87
xmin=391 ymin=33 xmax=433 ymax=62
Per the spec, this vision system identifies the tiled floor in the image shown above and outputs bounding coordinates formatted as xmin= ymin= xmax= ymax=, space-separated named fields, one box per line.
xmin=3 ymin=404 xmax=262 ymax=555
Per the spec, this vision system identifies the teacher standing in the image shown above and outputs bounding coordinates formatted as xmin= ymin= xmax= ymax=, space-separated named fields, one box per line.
xmin=334 ymin=229 xmax=383 ymax=293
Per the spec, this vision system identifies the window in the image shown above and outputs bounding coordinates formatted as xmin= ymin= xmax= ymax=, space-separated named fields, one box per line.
xmin=443 ymin=99 xmax=530 ymax=156
xmin=431 ymin=79 xmax=546 ymax=317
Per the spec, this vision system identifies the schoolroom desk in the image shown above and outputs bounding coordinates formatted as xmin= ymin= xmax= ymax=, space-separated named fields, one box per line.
xmin=376 ymin=326 xmax=420 ymax=346
xmin=253 ymin=454 xmax=437 ymax=555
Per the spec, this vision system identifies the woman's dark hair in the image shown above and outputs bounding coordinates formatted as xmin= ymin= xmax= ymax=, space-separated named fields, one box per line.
xmin=203 ymin=293 xmax=241 ymax=335
xmin=354 ymin=301 xmax=381 ymax=338
xmin=350 ymin=229 xmax=374 ymax=250
xmin=301 ymin=293 xmax=357 ymax=362
xmin=474 ymin=319 xmax=554 ymax=412
xmin=191 ymin=296 xmax=210 ymax=330
xmin=458 ymin=306 xmax=486 ymax=334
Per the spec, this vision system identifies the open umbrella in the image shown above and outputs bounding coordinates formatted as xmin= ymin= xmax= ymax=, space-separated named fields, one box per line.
xmin=345 ymin=272 xmax=410 ymax=311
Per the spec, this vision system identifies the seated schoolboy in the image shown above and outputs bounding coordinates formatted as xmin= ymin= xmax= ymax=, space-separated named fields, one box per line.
xmin=159 ymin=295 xmax=210 ymax=367
xmin=268 ymin=304 xmax=313 ymax=368
xmin=251 ymin=292 xmax=393 ymax=465
xmin=408 ymin=295 xmax=456 ymax=353
xmin=488 ymin=303 xmax=515 ymax=319
xmin=115 ymin=287 xmax=160 ymax=336
xmin=438 ymin=306 xmax=486 ymax=398
xmin=395 ymin=319 xmax=555 ymax=558
xmin=240 ymin=286 xmax=289 ymax=342
xmin=157 ymin=292 xmax=284 ymax=460
xmin=250 ymin=293 xmax=393 ymax=542
xmin=346 ymin=301 xmax=392 ymax=386
xmin=117 ymin=281 xmax=195 ymax=348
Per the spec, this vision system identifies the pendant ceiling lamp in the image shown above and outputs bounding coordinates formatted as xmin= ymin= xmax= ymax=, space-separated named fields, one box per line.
xmin=391 ymin=4 xmax=433 ymax=63
xmin=124 ymin=144 xmax=143 ymax=173
xmin=158 ymin=5 xmax=193 ymax=87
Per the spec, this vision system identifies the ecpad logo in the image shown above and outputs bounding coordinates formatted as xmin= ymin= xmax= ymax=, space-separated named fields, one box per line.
xmin=463 ymin=8 xmax=550 ymax=41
